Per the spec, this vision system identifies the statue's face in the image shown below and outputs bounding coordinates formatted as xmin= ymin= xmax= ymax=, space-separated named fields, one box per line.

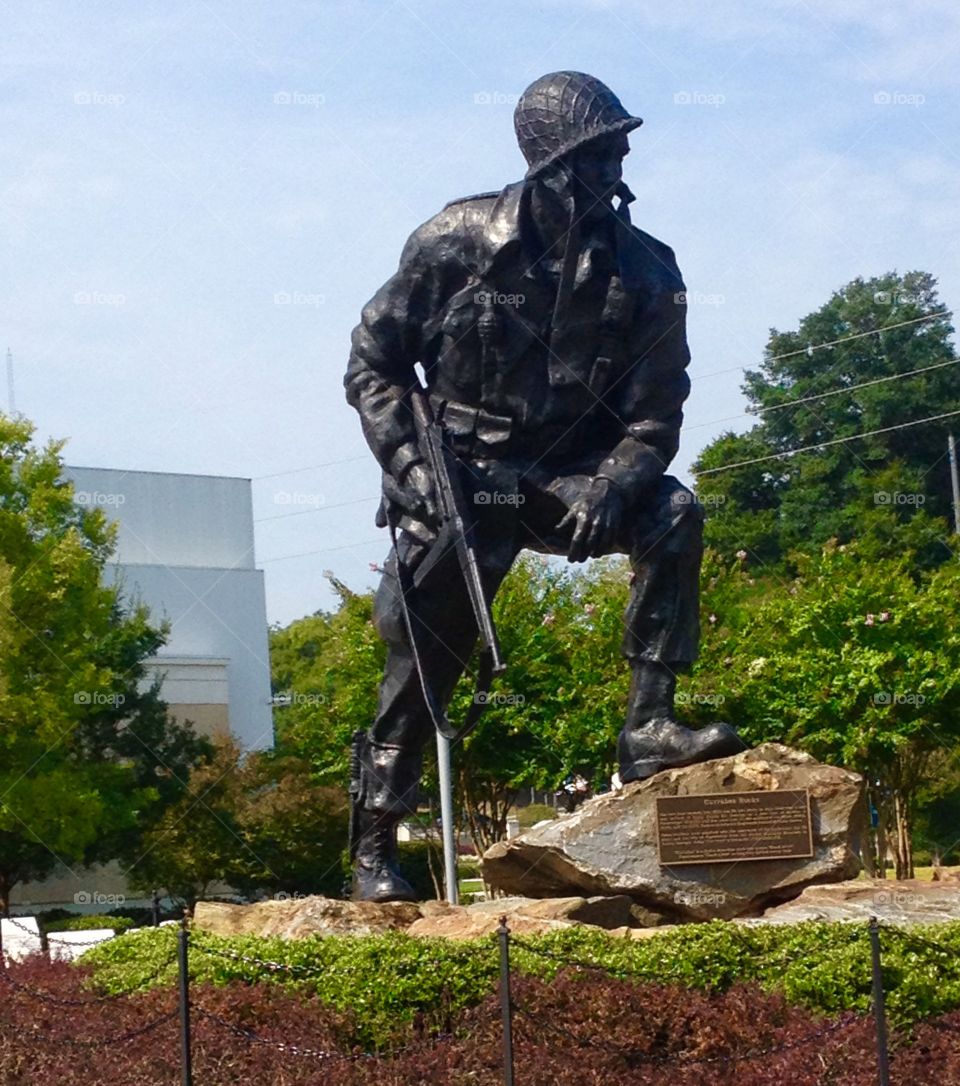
xmin=570 ymin=132 xmax=630 ymax=218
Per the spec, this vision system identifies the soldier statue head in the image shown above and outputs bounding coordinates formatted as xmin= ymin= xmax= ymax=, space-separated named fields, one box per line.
xmin=514 ymin=71 xmax=643 ymax=224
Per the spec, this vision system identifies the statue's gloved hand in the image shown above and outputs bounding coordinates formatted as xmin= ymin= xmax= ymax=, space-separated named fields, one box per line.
xmin=546 ymin=474 xmax=593 ymax=509
xmin=553 ymin=476 xmax=623 ymax=562
xmin=383 ymin=462 xmax=438 ymax=528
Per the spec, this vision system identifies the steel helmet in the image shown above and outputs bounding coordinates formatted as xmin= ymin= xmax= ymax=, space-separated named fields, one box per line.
xmin=514 ymin=71 xmax=643 ymax=178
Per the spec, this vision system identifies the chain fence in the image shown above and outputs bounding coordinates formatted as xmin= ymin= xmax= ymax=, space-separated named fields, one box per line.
xmin=3 ymin=910 xmax=960 ymax=1083
xmin=18 ymin=1009 xmax=180 ymax=1048
xmin=0 ymin=952 xmax=176 ymax=1006
xmin=193 ymin=1006 xmax=372 ymax=1064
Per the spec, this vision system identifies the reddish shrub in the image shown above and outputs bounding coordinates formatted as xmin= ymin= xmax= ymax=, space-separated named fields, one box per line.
xmin=3 ymin=957 xmax=960 ymax=1084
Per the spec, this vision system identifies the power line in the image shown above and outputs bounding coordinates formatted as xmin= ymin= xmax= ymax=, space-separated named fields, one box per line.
xmin=250 ymin=319 xmax=950 ymax=480
xmin=696 ymin=409 xmax=960 ymax=476
xmin=249 ymin=317 xmax=952 ymax=483
xmin=687 ymin=356 xmax=960 ymax=433
xmin=259 ymin=537 xmax=384 ymax=563
xmin=694 ymin=312 xmax=947 ymax=382
xmin=254 ymin=494 xmax=379 ymax=524
xmin=252 ymin=454 xmax=369 ymax=481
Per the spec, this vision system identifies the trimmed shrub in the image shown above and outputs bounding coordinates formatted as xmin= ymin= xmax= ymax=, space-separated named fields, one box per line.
xmin=80 ymin=918 xmax=960 ymax=1048
xmin=5 ymin=954 xmax=960 ymax=1084
xmin=44 ymin=914 xmax=135 ymax=934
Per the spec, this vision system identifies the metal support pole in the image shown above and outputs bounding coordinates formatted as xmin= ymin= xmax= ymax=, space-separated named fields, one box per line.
xmin=948 ymin=432 xmax=960 ymax=536
xmin=436 ymin=731 xmax=459 ymax=905
xmin=177 ymin=919 xmax=194 ymax=1086
xmin=152 ymin=889 xmax=161 ymax=927
xmin=498 ymin=916 xmax=515 ymax=1086
xmin=868 ymin=917 xmax=891 ymax=1086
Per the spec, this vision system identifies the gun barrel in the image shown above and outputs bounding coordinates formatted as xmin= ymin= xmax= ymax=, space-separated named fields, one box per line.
xmin=409 ymin=388 xmax=505 ymax=671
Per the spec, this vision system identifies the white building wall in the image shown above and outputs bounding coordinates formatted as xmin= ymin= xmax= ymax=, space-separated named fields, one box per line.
xmin=11 ymin=466 xmax=276 ymax=909
xmin=67 ymin=466 xmax=255 ymax=570
xmin=104 ymin=563 xmax=273 ymax=750
xmin=63 ymin=465 xmax=274 ymax=751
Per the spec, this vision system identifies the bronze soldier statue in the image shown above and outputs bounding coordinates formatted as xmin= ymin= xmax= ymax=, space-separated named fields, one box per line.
xmin=344 ymin=71 xmax=743 ymax=902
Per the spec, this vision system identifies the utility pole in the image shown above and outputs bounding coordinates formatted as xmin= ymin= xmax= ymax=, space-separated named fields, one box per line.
xmin=436 ymin=732 xmax=459 ymax=905
xmin=949 ymin=432 xmax=960 ymax=536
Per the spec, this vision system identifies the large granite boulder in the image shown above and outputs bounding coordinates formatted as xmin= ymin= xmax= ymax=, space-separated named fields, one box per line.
xmin=482 ymin=744 xmax=866 ymax=921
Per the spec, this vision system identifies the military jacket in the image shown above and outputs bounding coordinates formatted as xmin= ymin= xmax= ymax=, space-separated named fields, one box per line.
xmin=345 ymin=179 xmax=691 ymax=501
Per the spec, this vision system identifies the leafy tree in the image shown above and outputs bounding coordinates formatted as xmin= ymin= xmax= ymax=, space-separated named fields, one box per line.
xmin=0 ymin=414 xmax=207 ymax=914
xmin=681 ymin=541 xmax=960 ymax=877
xmin=450 ymin=555 xmax=630 ymax=851
xmin=229 ymin=751 xmax=349 ymax=899
xmin=695 ymin=271 xmax=959 ymax=567
xmin=270 ymin=575 xmax=384 ymax=787
xmin=131 ymin=738 xmax=350 ymax=905
xmin=128 ymin=736 xmax=245 ymax=907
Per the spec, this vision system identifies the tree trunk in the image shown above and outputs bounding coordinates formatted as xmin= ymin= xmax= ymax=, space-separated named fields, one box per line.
xmin=874 ymin=803 xmax=889 ymax=879
xmin=893 ymin=792 xmax=914 ymax=879
xmin=425 ymin=835 xmax=443 ymax=900
xmin=861 ymin=834 xmax=877 ymax=878
xmin=460 ymin=771 xmax=517 ymax=855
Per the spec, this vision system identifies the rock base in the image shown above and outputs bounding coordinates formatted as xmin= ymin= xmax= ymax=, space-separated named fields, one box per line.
xmin=192 ymin=880 xmax=960 ymax=942
xmin=193 ymin=897 xmax=421 ymax=939
xmin=193 ymin=893 xmax=643 ymax=941
xmin=482 ymin=744 xmax=867 ymax=921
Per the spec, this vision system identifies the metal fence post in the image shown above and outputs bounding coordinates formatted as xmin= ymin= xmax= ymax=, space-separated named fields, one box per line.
xmin=868 ymin=917 xmax=891 ymax=1086
xmin=178 ymin=918 xmax=194 ymax=1086
xmin=152 ymin=889 xmax=161 ymax=927
xmin=498 ymin=916 xmax=515 ymax=1086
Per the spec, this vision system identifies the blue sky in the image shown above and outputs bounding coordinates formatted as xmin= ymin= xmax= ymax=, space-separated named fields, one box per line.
xmin=3 ymin=0 xmax=958 ymax=624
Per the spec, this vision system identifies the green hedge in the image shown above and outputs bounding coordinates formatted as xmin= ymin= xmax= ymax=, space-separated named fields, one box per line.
xmin=79 ymin=919 xmax=960 ymax=1048
xmin=44 ymin=914 xmax=135 ymax=934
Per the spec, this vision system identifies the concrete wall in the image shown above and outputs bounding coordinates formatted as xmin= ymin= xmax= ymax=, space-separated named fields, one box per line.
xmin=108 ymin=564 xmax=273 ymax=749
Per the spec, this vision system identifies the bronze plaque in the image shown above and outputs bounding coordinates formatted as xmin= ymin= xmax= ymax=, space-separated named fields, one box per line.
xmin=656 ymin=789 xmax=813 ymax=865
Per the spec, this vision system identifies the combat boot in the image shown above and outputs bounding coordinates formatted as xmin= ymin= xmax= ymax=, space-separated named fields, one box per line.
xmin=618 ymin=717 xmax=744 ymax=783
xmin=348 ymin=735 xmax=422 ymax=903
xmin=618 ymin=659 xmax=744 ymax=783
xmin=351 ymin=808 xmax=417 ymax=903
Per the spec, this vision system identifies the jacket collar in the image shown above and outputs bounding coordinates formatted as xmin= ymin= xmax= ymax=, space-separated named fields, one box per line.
xmin=479 ymin=178 xmax=644 ymax=291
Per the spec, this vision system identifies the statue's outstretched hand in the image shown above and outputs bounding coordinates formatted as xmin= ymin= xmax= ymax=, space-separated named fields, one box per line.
xmin=552 ymin=476 xmax=623 ymax=562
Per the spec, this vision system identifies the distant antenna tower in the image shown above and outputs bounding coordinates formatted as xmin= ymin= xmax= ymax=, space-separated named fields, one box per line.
xmin=5 ymin=348 xmax=15 ymax=415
